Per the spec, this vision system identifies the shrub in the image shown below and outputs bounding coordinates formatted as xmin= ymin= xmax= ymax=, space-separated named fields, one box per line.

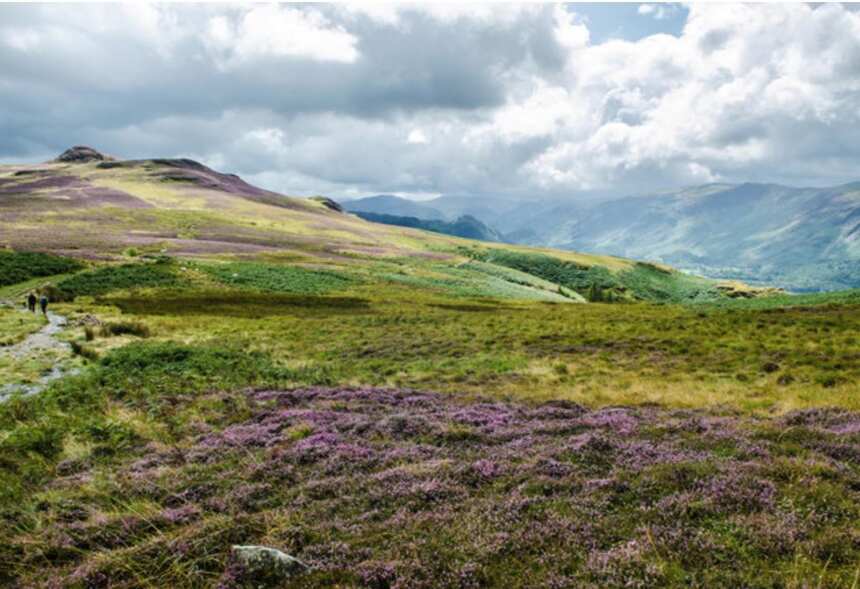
xmin=70 ymin=340 xmax=99 ymax=361
xmin=0 ymin=250 xmax=84 ymax=287
xmin=54 ymin=260 xmax=181 ymax=300
xmin=96 ymin=341 xmax=296 ymax=400
xmin=199 ymin=262 xmax=355 ymax=295
xmin=2 ymin=421 xmax=64 ymax=458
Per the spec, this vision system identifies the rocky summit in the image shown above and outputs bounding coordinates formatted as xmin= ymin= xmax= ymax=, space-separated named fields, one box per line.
xmin=54 ymin=145 xmax=113 ymax=163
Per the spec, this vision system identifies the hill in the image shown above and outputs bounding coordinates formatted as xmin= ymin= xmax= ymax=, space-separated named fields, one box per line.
xmin=0 ymin=146 xmax=742 ymax=304
xmin=352 ymin=211 xmax=505 ymax=242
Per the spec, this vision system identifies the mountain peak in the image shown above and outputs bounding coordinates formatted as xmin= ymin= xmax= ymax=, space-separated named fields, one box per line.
xmin=55 ymin=145 xmax=114 ymax=163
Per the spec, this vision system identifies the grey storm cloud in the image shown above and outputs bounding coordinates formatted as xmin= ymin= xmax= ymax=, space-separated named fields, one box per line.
xmin=2 ymin=3 xmax=860 ymax=199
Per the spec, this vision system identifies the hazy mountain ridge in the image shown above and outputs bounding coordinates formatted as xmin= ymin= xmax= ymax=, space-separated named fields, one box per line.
xmin=350 ymin=182 xmax=860 ymax=291
xmin=352 ymin=211 xmax=505 ymax=242
xmin=342 ymin=195 xmax=446 ymax=220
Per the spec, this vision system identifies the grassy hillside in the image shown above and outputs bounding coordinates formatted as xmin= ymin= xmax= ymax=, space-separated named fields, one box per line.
xmin=1 ymin=149 xmax=858 ymax=588
xmin=0 ymin=149 xmax=732 ymax=306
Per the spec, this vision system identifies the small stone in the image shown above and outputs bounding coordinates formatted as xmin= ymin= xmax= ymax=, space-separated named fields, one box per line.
xmin=224 ymin=545 xmax=309 ymax=587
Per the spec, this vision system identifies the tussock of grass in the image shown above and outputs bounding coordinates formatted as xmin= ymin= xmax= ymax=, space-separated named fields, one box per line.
xmin=97 ymin=320 xmax=151 ymax=338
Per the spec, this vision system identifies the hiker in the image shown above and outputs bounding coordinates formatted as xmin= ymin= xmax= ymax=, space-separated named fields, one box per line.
xmin=26 ymin=292 xmax=37 ymax=313
xmin=39 ymin=294 xmax=48 ymax=315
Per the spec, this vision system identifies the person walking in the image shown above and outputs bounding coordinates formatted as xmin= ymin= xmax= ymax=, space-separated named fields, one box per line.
xmin=39 ymin=294 xmax=48 ymax=315
xmin=27 ymin=292 xmax=37 ymax=313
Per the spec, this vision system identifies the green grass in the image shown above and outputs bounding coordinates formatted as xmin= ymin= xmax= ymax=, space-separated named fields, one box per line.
xmin=53 ymin=258 xmax=183 ymax=300
xmin=0 ymin=340 xmax=331 ymax=501
xmin=0 ymin=250 xmax=84 ymax=287
xmin=1 ymin=333 xmax=858 ymax=587
xmin=620 ymin=262 xmax=720 ymax=302
xmin=43 ymin=280 xmax=853 ymax=413
xmin=0 ymin=306 xmax=44 ymax=346
xmin=698 ymin=289 xmax=860 ymax=310
xmin=197 ymin=261 xmax=356 ymax=295
xmin=464 ymin=247 xmax=718 ymax=302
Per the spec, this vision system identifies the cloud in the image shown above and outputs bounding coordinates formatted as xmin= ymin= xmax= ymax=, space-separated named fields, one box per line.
xmin=638 ymin=4 xmax=679 ymax=21
xmin=204 ymin=5 xmax=360 ymax=67
xmin=0 ymin=3 xmax=859 ymax=201
xmin=407 ymin=129 xmax=428 ymax=145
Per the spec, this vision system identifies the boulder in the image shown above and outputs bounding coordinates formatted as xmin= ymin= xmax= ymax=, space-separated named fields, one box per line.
xmin=222 ymin=545 xmax=309 ymax=587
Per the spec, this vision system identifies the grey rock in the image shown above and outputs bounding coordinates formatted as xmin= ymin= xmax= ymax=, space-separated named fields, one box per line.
xmin=230 ymin=545 xmax=309 ymax=581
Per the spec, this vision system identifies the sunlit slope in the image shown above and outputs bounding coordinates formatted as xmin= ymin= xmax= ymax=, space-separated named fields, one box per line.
xmin=0 ymin=150 xmax=624 ymax=267
xmin=0 ymin=147 xmax=762 ymax=303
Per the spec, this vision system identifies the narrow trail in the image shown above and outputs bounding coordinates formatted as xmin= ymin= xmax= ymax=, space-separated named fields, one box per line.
xmin=0 ymin=307 xmax=77 ymax=401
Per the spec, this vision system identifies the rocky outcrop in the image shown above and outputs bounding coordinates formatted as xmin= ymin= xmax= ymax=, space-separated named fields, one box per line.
xmin=55 ymin=146 xmax=114 ymax=163
xmin=310 ymin=196 xmax=345 ymax=212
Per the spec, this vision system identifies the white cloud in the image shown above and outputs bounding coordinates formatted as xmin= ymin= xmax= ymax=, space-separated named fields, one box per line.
xmin=204 ymin=5 xmax=359 ymax=67
xmin=507 ymin=3 xmax=860 ymax=192
xmin=553 ymin=5 xmax=589 ymax=50
xmin=638 ymin=4 xmax=678 ymax=21
xmin=337 ymin=3 xmax=542 ymax=27
xmin=407 ymin=129 xmax=428 ymax=144
xmin=3 ymin=28 xmax=40 ymax=51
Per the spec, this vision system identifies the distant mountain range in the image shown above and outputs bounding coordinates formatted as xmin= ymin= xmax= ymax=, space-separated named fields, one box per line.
xmin=342 ymin=182 xmax=860 ymax=291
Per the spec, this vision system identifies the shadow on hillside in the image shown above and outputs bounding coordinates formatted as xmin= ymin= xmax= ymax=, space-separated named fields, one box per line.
xmin=427 ymin=302 xmax=522 ymax=313
xmin=109 ymin=293 xmax=372 ymax=317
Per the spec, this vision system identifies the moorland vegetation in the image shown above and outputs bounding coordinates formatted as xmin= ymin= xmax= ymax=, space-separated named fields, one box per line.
xmin=1 ymin=151 xmax=858 ymax=587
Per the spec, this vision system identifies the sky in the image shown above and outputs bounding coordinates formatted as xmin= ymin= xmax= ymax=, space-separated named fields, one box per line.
xmin=1 ymin=2 xmax=859 ymax=202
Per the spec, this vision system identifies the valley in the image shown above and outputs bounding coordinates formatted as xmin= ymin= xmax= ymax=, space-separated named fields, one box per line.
xmin=345 ymin=182 xmax=860 ymax=292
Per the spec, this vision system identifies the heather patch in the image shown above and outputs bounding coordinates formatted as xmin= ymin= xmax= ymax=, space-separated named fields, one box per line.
xmin=3 ymin=387 xmax=858 ymax=587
